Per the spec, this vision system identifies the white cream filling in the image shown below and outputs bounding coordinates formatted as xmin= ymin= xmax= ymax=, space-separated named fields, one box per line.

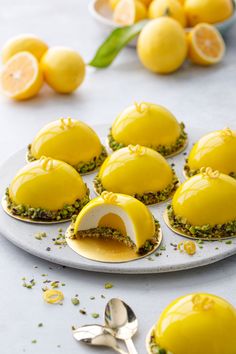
xmin=77 ymin=205 xmax=137 ymax=245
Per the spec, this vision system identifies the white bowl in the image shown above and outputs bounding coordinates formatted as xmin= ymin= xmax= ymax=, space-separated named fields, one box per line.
xmin=89 ymin=0 xmax=236 ymax=45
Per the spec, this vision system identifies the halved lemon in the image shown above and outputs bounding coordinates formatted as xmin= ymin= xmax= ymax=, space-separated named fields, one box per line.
xmin=188 ymin=23 xmax=225 ymax=65
xmin=113 ymin=0 xmax=147 ymax=25
xmin=0 ymin=51 xmax=43 ymax=100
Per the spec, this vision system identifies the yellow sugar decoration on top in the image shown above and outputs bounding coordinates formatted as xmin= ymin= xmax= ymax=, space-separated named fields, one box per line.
xmin=128 ymin=144 xmax=145 ymax=156
xmin=200 ymin=166 xmax=220 ymax=179
xmin=192 ymin=294 xmax=215 ymax=312
xmin=101 ymin=191 xmax=118 ymax=204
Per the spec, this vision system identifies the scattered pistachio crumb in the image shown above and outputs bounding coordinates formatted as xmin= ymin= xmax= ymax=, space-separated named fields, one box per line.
xmin=101 ymin=294 xmax=105 ymax=299
xmin=34 ymin=232 xmax=47 ymax=240
xmin=90 ymin=296 xmax=95 ymax=300
xmin=61 ymin=283 xmax=66 ymax=286
xmin=104 ymin=282 xmax=113 ymax=289
xmin=51 ymin=281 xmax=60 ymax=288
xmin=71 ymin=297 xmax=80 ymax=306
xmin=71 ymin=325 xmax=76 ymax=331
xmin=38 ymin=323 xmax=43 ymax=327
xmin=160 ymin=245 xmax=166 ymax=251
xmin=79 ymin=309 xmax=87 ymax=315
xmin=22 ymin=278 xmax=36 ymax=289
xmin=91 ymin=313 xmax=99 ymax=319
xmin=147 ymin=257 xmax=154 ymax=261
xmin=225 ymin=240 xmax=232 ymax=245
xmin=31 ymin=340 xmax=37 ymax=344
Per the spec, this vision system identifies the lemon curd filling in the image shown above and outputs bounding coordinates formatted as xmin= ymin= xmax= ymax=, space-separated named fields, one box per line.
xmin=70 ymin=192 xmax=160 ymax=254
xmin=167 ymin=167 xmax=236 ymax=238
xmin=184 ymin=128 xmax=236 ymax=178
xmin=94 ymin=145 xmax=179 ymax=205
xmin=108 ymin=102 xmax=187 ymax=157
xmin=5 ymin=157 xmax=90 ymax=222
xmin=148 ymin=293 xmax=236 ymax=354
xmin=27 ymin=118 xmax=107 ymax=174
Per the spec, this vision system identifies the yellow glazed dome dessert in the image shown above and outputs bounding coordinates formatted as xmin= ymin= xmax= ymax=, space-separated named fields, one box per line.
xmin=94 ymin=145 xmax=179 ymax=205
xmin=166 ymin=167 xmax=236 ymax=239
xmin=28 ymin=118 xmax=107 ymax=174
xmin=70 ymin=191 xmax=160 ymax=254
xmin=108 ymin=102 xmax=187 ymax=157
xmin=147 ymin=293 xmax=236 ymax=354
xmin=184 ymin=128 xmax=236 ymax=179
xmin=5 ymin=157 xmax=89 ymax=222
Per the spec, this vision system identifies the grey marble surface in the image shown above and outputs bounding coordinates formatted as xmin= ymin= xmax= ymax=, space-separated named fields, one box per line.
xmin=0 ymin=1 xmax=236 ymax=353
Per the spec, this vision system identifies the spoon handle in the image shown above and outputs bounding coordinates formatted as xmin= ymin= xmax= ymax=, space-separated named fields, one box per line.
xmin=114 ymin=345 xmax=129 ymax=354
xmin=125 ymin=338 xmax=138 ymax=354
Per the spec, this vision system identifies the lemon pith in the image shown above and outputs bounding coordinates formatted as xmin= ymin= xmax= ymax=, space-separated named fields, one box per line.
xmin=0 ymin=52 xmax=43 ymax=100
xmin=153 ymin=293 xmax=236 ymax=354
xmin=185 ymin=129 xmax=236 ymax=177
xmin=188 ymin=23 xmax=225 ymax=66
xmin=29 ymin=118 xmax=104 ymax=168
xmin=8 ymin=158 xmax=87 ymax=211
xmin=74 ymin=193 xmax=156 ymax=250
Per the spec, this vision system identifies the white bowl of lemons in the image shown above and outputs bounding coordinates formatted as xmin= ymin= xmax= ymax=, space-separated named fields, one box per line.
xmin=89 ymin=0 xmax=236 ymax=36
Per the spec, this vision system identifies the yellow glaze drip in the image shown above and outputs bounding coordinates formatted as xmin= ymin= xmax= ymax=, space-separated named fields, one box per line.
xmin=98 ymin=146 xmax=173 ymax=195
xmin=172 ymin=173 xmax=236 ymax=226
xmin=9 ymin=159 xmax=87 ymax=210
xmin=187 ymin=129 xmax=236 ymax=175
xmin=111 ymin=102 xmax=181 ymax=147
xmin=74 ymin=193 xmax=155 ymax=250
xmin=154 ymin=293 xmax=236 ymax=354
xmin=30 ymin=118 xmax=102 ymax=166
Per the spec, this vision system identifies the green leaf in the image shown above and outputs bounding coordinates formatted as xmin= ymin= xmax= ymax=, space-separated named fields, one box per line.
xmin=89 ymin=20 xmax=148 ymax=68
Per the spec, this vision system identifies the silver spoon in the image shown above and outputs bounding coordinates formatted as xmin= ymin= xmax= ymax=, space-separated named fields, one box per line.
xmin=105 ymin=298 xmax=138 ymax=354
xmin=72 ymin=324 xmax=128 ymax=354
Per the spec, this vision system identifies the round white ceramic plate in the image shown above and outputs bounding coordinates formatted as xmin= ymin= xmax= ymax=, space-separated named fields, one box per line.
xmin=0 ymin=123 xmax=236 ymax=274
xmin=89 ymin=0 xmax=236 ymax=39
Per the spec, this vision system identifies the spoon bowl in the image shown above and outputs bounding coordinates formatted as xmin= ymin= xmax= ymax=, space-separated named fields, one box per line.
xmin=73 ymin=324 xmax=128 ymax=354
xmin=105 ymin=298 xmax=138 ymax=353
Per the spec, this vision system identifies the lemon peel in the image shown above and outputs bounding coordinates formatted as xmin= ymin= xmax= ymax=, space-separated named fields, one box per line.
xmin=43 ymin=289 xmax=64 ymax=304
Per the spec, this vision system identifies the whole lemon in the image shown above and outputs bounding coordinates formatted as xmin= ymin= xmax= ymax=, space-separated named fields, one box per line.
xmin=185 ymin=0 xmax=234 ymax=27
xmin=41 ymin=47 xmax=85 ymax=93
xmin=148 ymin=0 xmax=187 ymax=27
xmin=2 ymin=34 xmax=48 ymax=64
xmin=137 ymin=17 xmax=187 ymax=74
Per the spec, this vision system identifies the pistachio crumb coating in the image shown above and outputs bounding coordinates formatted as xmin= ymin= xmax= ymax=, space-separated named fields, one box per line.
xmin=184 ymin=159 xmax=236 ymax=179
xmin=167 ymin=205 xmax=236 ymax=239
xmin=93 ymin=173 xmax=179 ymax=205
xmin=70 ymin=219 xmax=160 ymax=255
xmin=5 ymin=187 xmax=90 ymax=222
